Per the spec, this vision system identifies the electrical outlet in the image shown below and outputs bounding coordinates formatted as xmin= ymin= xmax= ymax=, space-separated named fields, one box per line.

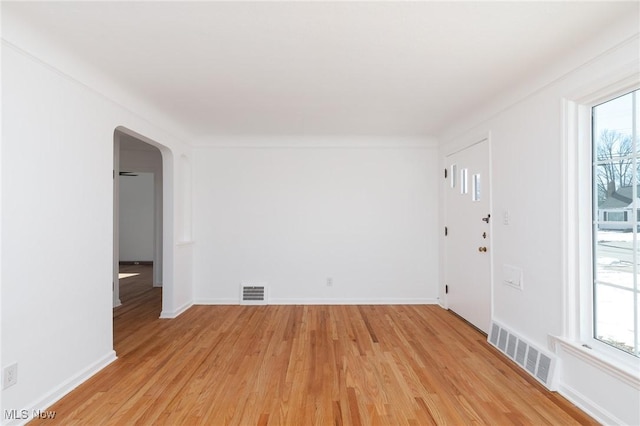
xmin=326 ymin=277 xmax=333 ymax=287
xmin=3 ymin=363 xmax=18 ymax=389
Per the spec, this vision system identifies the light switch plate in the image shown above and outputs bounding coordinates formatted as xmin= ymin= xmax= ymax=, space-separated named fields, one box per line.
xmin=503 ymin=264 xmax=523 ymax=290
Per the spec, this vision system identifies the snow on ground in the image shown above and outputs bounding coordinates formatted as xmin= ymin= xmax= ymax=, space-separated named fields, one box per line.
xmin=592 ymin=231 xmax=638 ymax=354
xmin=597 ymin=230 xmax=635 ymax=242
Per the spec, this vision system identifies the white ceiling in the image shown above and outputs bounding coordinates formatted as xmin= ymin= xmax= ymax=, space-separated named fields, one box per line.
xmin=4 ymin=1 xmax=637 ymax=139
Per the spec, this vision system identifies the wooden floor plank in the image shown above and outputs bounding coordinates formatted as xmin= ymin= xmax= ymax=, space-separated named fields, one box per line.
xmin=29 ymin=265 xmax=597 ymax=425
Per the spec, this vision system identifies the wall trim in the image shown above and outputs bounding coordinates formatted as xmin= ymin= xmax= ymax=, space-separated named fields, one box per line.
xmin=191 ymin=136 xmax=438 ymax=149
xmin=557 ymin=381 xmax=624 ymax=426
xmin=194 ymin=298 xmax=239 ymax=305
xmin=195 ymin=298 xmax=438 ymax=305
xmin=553 ymin=337 xmax=640 ymax=390
xmin=5 ymin=351 xmax=117 ymax=426
xmin=159 ymin=301 xmax=193 ymax=319
xmin=1 ymin=29 xmax=190 ymax=142
xmin=270 ymin=298 xmax=439 ymax=305
xmin=439 ymin=27 xmax=639 ymax=143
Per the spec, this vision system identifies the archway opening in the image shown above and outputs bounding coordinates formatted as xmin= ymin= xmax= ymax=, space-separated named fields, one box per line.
xmin=113 ymin=127 xmax=172 ymax=350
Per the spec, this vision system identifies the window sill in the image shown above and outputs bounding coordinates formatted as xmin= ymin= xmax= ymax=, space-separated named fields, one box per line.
xmin=552 ymin=336 xmax=640 ymax=390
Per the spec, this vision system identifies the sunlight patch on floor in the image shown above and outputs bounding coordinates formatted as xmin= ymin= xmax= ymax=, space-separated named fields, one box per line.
xmin=119 ymin=273 xmax=140 ymax=279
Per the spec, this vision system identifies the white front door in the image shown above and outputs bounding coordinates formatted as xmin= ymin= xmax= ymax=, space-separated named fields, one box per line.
xmin=444 ymin=139 xmax=491 ymax=333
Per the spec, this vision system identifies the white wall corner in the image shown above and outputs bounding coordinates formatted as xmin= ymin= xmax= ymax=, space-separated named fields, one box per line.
xmin=159 ymin=301 xmax=193 ymax=319
xmin=3 ymin=352 xmax=118 ymax=426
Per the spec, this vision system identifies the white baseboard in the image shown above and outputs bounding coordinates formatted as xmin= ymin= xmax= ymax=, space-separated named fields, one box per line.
xmin=269 ymin=298 xmax=439 ymax=305
xmin=557 ymin=382 xmax=624 ymax=426
xmin=5 ymin=351 xmax=117 ymax=426
xmin=159 ymin=301 xmax=193 ymax=318
xmin=195 ymin=298 xmax=240 ymax=305
xmin=194 ymin=298 xmax=438 ymax=305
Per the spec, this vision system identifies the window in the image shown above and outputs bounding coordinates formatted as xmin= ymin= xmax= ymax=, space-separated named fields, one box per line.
xmin=592 ymin=89 xmax=639 ymax=357
xmin=472 ymin=173 xmax=481 ymax=201
xmin=450 ymin=164 xmax=457 ymax=188
xmin=460 ymin=168 xmax=468 ymax=194
xmin=603 ymin=211 xmax=627 ymax=222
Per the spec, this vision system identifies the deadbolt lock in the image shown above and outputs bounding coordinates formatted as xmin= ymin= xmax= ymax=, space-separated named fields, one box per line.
xmin=478 ymin=246 xmax=487 ymax=252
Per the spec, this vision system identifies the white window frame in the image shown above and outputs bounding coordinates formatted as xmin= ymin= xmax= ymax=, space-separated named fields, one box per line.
xmin=562 ymin=72 xmax=640 ymax=377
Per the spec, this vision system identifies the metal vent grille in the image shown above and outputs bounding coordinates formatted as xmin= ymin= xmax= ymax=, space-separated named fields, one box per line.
xmin=240 ymin=283 xmax=268 ymax=305
xmin=536 ymin=353 xmax=552 ymax=383
xmin=526 ymin=347 xmax=539 ymax=374
xmin=515 ymin=340 xmax=527 ymax=366
xmin=506 ymin=334 xmax=517 ymax=358
xmin=487 ymin=321 xmax=556 ymax=390
xmin=489 ymin=324 xmax=500 ymax=345
xmin=498 ymin=328 xmax=508 ymax=351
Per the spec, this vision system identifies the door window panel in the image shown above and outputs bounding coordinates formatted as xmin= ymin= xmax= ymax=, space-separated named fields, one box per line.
xmin=450 ymin=164 xmax=457 ymax=188
xmin=461 ymin=168 xmax=468 ymax=195
xmin=472 ymin=174 xmax=481 ymax=201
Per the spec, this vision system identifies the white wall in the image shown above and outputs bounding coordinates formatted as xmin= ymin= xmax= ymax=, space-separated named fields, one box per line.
xmin=193 ymin=143 xmax=439 ymax=304
xmin=440 ymin=16 xmax=639 ymax=425
xmin=119 ymin=172 xmax=155 ymax=262
xmin=1 ymin=14 xmax=192 ymax=422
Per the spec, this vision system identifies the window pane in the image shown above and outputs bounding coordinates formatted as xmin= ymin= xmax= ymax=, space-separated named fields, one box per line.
xmin=460 ymin=168 xmax=468 ymax=195
xmin=594 ymin=229 xmax=634 ymax=287
xmin=450 ymin=164 xmax=457 ymax=188
xmin=595 ymin=164 xmax=634 ymax=213
xmin=593 ymin=89 xmax=639 ymax=357
xmin=472 ymin=174 xmax=481 ymax=201
xmin=594 ymin=283 xmax=635 ymax=354
xmin=637 ymin=292 xmax=640 ymax=355
xmin=606 ymin=212 xmax=626 ymax=221
xmin=593 ymin=91 xmax=634 ymax=157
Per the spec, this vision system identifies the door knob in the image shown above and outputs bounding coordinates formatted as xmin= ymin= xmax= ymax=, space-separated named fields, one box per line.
xmin=478 ymin=246 xmax=487 ymax=252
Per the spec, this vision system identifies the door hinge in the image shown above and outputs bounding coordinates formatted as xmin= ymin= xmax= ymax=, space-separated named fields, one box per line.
xmin=444 ymin=226 xmax=448 ymax=236
xmin=445 ymin=285 xmax=449 ymax=294
xmin=444 ymin=168 xmax=448 ymax=178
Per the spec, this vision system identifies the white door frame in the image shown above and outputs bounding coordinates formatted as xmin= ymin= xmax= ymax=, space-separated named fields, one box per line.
xmin=113 ymin=134 xmax=122 ymax=307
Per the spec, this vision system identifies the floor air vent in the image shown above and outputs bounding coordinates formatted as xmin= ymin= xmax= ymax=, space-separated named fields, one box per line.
xmin=240 ymin=283 xmax=268 ymax=305
xmin=488 ymin=321 xmax=556 ymax=390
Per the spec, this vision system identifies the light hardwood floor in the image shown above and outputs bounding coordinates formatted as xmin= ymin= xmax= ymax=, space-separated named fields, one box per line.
xmin=30 ymin=265 xmax=596 ymax=425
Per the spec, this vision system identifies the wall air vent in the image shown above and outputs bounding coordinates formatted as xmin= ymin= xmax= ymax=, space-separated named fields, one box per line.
xmin=488 ymin=320 xmax=557 ymax=390
xmin=240 ymin=283 xmax=268 ymax=305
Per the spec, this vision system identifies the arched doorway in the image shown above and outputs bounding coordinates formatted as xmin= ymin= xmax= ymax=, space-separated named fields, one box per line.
xmin=113 ymin=127 xmax=172 ymax=334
